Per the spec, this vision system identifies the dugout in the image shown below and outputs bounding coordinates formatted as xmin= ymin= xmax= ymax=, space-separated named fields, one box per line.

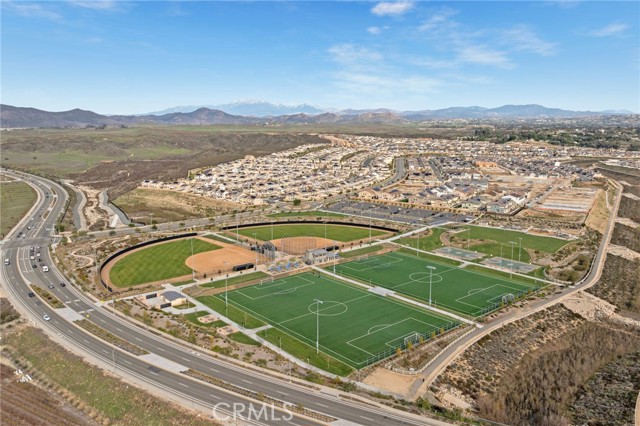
xmin=233 ymin=262 xmax=255 ymax=272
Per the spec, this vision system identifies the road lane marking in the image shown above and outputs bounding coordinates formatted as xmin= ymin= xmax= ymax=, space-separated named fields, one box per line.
xmin=242 ymin=379 xmax=253 ymax=385
xmin=360 ymin=416 xmax=375 ymax=422
xmin=209 ymin=394 xmax=221 ymax=400
xmin=178 ymin=382 xmax=189 ymax=388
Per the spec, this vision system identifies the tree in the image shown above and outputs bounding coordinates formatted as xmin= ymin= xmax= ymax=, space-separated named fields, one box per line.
xmin=293 ymin=199 xmax=301 ymax=206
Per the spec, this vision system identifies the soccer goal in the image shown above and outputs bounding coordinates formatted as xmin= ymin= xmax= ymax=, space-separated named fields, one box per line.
xmin=260 ymin=277 xmax=274 ymax=285
xmin=502 ymin=293 xmax=516 ymax=304
xmin=403 ymin=332 xmax=421 ymax=347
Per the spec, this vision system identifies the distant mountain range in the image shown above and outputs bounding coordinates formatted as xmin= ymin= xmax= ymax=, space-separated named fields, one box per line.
xmin=0 ymin=103 xmax=635 ymax=129
xmin=144 ymin=100 xmax=324 ymax=117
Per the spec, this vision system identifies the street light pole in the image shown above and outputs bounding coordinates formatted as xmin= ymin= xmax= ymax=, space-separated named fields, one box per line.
xmin=314 ymin=299 xmax=323 ymax=354
xmin=427 ymin=266 xmax=436 ymax=306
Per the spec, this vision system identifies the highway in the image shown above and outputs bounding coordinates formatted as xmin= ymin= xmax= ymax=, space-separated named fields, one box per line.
xmin=0 ymin=169 xmax=451 ymax=426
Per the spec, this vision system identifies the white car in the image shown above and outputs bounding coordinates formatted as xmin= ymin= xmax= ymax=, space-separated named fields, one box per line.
xmin=43 ymin=314 xmax=51 ymax=321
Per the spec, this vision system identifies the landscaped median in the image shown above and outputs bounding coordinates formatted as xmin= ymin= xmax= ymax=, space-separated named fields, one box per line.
xmin=31 ymin=285 xmax=64 ymax=309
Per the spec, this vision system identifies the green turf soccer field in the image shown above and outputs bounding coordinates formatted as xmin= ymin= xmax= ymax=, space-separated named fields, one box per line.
xmin=332 ymin=251 xmax=539 ymax=317
xmin=232 ymin=223 xmax=386 ymax=242
xmin=207 ymin=272 xmax=459 ymax=368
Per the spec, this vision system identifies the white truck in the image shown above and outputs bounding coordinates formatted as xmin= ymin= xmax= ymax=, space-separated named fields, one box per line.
xmin=4 ymin=258 xmax=9 ymax=266
xmin=42 ymin=265 xmax=49 ymax=272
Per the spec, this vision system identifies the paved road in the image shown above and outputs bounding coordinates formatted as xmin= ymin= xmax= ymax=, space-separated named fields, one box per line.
xmin=413 ymin=179 xmax=624 ymax=398
xmin=0 ymin=168 xmax=452 ymax=426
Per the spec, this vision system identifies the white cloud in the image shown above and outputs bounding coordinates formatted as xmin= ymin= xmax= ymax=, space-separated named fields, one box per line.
xmin=367 ymin=26 xmax=381 ymax=35
xmin=1 ymin=2 xmax=62 ymax=21
xmin=457 ymin=45 xmax=513 ymax=69
xmin=418 ymin=8 xmax=459 ymax=34
xmin=501 ymin=25 xmax=556 ymax=56
xmin=328 ymin=44 xmax=383 ymax=67
xmin=333 ymin=71 xmax=442 ymax=95
xmin=590 ymin=22 xmax=629 ymax=37
xmin=371 ymin=1 xmax=414 ymax=17
xmin=68 ymin=1 xmax=125 ymax=12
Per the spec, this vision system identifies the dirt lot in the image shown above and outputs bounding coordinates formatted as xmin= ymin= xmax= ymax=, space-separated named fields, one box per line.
xmin=0 ymin=361 xmax=99 ymax=426
xmin=114 ymin=187 xmax=244 ymax=223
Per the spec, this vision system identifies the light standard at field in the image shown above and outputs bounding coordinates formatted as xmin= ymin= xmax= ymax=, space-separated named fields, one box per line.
xmin=252 ymin=232 xmax=258 ymax=270
xmin=190 ymin=237 xmax=195 ymax=281
xmin=518 ymin=237 xmax=523 ymax=263
xmin=324 ymin=220 xmax=327 ymax=240
xmin=223 ymin=261 xmax=229 ymax=313
xmin=314 ymin=299 xmax=324 ymax=354
xmin=509 ymin=241 xmax=517 ymax=279
xmin=416 ymin=231 xmax=420 ymax=256
xmin=500 ymin=243 xmax=504 ymax=268
xmin=427 ymin=266 xmax=436 ymax=306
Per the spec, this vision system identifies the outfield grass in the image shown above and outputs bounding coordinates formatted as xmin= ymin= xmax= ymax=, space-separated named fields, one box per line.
xmin=332 ymin=252 xmax=538 ymax=317
xmin=267 ymin=211 xmax=347 ymax=218
xmin=450 ymin=225 xmax=570 ymax=254
xmin=233 ymin=224 xmax=385 ymax=242
xmin=396 ymin=227 xmax=446 ymax=252
xmin=0 ymin=181 xmax=37 ymax=237
xmin=109 ymin=238 xmax=221 ymax=287
xmin=201 ymin=271 xmax=268 ymax=289
xmin=210 ymin=272 xmax=458 ymax=368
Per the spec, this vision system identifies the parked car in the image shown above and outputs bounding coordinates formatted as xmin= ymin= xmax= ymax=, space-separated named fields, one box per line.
xmin=60 ymin=282 xmax=66 ymax=287
xmin=48 ymin=284 xmax=54 ymax=289
xmin=43 ymin=314 xmax=51 ymax=321
xmin=28 ymin=292 xmax=35 ymax=297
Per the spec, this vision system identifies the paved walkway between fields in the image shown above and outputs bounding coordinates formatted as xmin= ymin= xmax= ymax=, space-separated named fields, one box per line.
xmin=312 ymin=265 xmax=479 ymax=327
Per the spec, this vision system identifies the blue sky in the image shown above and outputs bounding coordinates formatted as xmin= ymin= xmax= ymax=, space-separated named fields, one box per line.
xmin=1 ymin=1 xmax=638 ymax=114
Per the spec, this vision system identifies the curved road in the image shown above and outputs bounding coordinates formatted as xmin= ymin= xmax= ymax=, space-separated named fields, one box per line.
xmin=0 ymin=169 xmax=451 ymax=426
